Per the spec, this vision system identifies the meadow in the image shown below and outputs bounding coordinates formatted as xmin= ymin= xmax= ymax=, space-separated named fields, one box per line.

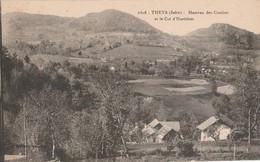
xmin=6 ymin=141 xmax=260 ymax=162
xmin=29 ymin=54 xmax=101 ymax=68
xmin=78 ymin=141 xmax=260 ymax=162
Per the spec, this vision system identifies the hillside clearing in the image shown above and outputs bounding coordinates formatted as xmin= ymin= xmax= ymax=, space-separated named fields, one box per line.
xmin=163 ymin=86 xmax=206 ymax=92
xmin=29 ymin=54 xmax=101 ymax=68
xmin=104 ymin=44 xmax=183 ymax=60
xmin=128 ymin=78 xmax=208 ymax=85
xmin=217 ymin=85 xmax=234 ymax=95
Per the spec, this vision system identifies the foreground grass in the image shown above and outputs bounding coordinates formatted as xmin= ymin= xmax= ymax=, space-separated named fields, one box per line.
xmin=6 ymin=151 xmax=260 ymax=162
xmin=75 ymin=152 xmax=260 ymax=162
xmin=73 ymin=141 xmax=260 ymax=162
xmin=7 ymin=141 xmax=260 ymax=161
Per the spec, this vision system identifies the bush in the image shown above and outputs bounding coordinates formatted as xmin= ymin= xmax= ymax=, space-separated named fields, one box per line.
xmin=55 ymin=148 xmax=71 ymax=162
xmin=166 ymin=142 xmax=174 ymax=152
xmin=148 ymin=148 xmax=163 ymax=156
xmin=176 ymin=141 xmax=195 ymax=157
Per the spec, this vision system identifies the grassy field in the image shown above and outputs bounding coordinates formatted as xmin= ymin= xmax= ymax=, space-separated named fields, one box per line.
xmin=130 ymin=76 xmax=226 ymax=120
xmin=129 ymin=76 xmax=231 ymax=119
xmin=73 ymin=141 xmax=260 ymax=162
xmin=4 ymin=155 xmax=25 ymax=162
xmin=30 ymin=54 xmax=101 ymax=68
xmin=7 ymin=142 xmax=260 ymax=162
xmin=104 ymin=44 xmax=183 ymax=61
xmin=129 ymin=78 xmax=211 ymax=96
xmin=217 ymin=85 xmax=234 ymax=95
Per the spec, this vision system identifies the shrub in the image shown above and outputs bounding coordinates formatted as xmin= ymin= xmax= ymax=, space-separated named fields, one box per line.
xmin=55 ymin=148 xmax=71 ymax=162
xmin=166 ymin=142 xmax=174 ymax=152
xmin=148 ymin=148 xmax=163 ymax=156
xmin=176 ymin=141 xmax=195 ymax=157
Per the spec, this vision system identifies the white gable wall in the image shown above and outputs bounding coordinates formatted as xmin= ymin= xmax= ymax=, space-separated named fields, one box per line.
xmin=200 ymin=124 xmax=231 ymax=141
xmin=218 ymin=124 xmax=231 ymax=140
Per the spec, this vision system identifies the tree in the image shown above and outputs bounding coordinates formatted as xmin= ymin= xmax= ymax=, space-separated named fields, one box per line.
xmin=69 ymin=66 xmax=82 ymax=79
xmin=68 ymin=110 xmax=102 ymax=159
xmin=70 ymin=80 xmax=98 ymax=112
xmin=78 ymin=51 xmax=82 ymax=56
xmin=176 ymin=55 xmax=202 ymax=76
xmin=62 ymin=60 xmax=70 ymax=70
xmin=212 ymin=95 xmax=231 ymax=117
xmin=210 ymin=77 xmax=217 ymax=95
xmin=169 ymin=60 xmax=175 ymax=69
xmin=176 ymin=141 xmax=195 ymax=157
xmin=99 ymin=65 xmax=110 ymax=73
xmin=180 ymin=125 xmax=193 ymax=140
xmin=89 ymin=65 xmax=98 ymax=72
xmin=177 ymin=111 xmax=201 ymax=140
xmin=24 ymin=55 xmax=30 ymax=64
xmin=128 ymin=96 xmax=159 ymax=125
xmin=24 ymin=86 xmax=71 ymax=159
xmin=231 ymin=67 xmax=260 ymax=153
xmin=92 ymin=72 xmax=136 ymax=157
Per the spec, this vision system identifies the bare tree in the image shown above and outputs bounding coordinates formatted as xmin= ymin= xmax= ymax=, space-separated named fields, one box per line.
xmin=232 ymin=67 xmax=260 ymax=153
xmin=24 ymin=86 xmax=71 ymax=159
xmin=92 ymin=72 xmax=136 ymax=157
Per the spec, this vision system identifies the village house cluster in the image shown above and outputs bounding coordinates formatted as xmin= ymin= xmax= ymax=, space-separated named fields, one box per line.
xmin=142 ymin=114 xmax=235 ymax=143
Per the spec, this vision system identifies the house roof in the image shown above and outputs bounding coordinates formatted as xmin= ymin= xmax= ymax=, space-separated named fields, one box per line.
xmin=197 ymin=116 xmax=219 ymax=131
xmin=157 ymin=125 xmax=173 ymax=138
xmin=142 ymin=126 xmax=155 ymax=136
xmin=147 ymin=119 xmax=161 ymax=128
xmin=219 ymin=114 xmax=235 ymax=128
xmin=157 ymin=125 xmax=177 ymax=140
xmin=197 ymin=115 xmax=234 ymax=131
xmin=160 ymin=121 xmax=180 ymax=132
xmin=142 ymin=119 xmax=180 ymax=138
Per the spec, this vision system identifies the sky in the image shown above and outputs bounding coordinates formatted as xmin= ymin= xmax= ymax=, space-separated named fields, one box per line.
xmin=2 ymin=0 xmax=260 ymax=35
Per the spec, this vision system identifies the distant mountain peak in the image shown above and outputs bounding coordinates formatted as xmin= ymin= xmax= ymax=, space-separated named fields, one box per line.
xmin=185 ymin=23 xmax=257 ymax=50
xmin=210 ymin=23 xmax=232 ymax=27
xmin=100 ymin=9 xmax=124 ymax=13
xmin=209 ymin=23 xmax=251 ymax=33
xmin=72 ymin=9 xmax=161 ymax=33
xmin=4 ymin=9 xmax=161 ymax=34
xmin=187 ymin=23 xmax=254 ymax=36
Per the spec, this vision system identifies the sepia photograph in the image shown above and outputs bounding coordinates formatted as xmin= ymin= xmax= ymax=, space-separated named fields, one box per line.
xmin=0 ymin=0 xmax=260 ymax=161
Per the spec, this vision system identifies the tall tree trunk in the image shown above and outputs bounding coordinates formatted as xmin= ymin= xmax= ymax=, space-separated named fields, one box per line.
xmin=22 ymin=97 xmax=27 ymax=158
xmin=233 ymin=144 xmax=236 ymax=160
xmin=52 ymin=134 xmax=56 ymax=159
xmin=247 ymin=109 xmax=251 ymax=153
xmin=121 ymin=136 xmax=129 ymax=158
xmin=95 ymin=148 xmax=98 ymax=162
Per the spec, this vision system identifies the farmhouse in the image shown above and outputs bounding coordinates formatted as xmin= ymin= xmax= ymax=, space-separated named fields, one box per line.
xmin=142 ymin=119 xmax=180 ymax=143
xmin=197 ymin=115 xmax=235 ymax=141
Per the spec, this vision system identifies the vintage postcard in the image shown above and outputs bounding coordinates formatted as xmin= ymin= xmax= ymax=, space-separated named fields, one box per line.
xmin=1 ymin=0 xmax=260 ymax=161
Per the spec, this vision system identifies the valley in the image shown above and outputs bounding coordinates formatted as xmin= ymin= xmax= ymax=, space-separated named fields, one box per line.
xmin=3 ymin=9 xmax=259 ymax=120
xmin=2 ymin=9 xmax=260 ymax=161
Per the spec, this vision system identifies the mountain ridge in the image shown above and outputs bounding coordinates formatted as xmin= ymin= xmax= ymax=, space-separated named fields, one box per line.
xmin=3 ymin=9 xmax=161 ymax=34
xmin=187 ymin=23 xmax=256 ymax=36
xmin=3 ymin=10 xmax=260 ymax=67
xmin=3 ymin=11 xmax=259 ymax=37
xmin=183 ymin=23 xmax=258 ymax=50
